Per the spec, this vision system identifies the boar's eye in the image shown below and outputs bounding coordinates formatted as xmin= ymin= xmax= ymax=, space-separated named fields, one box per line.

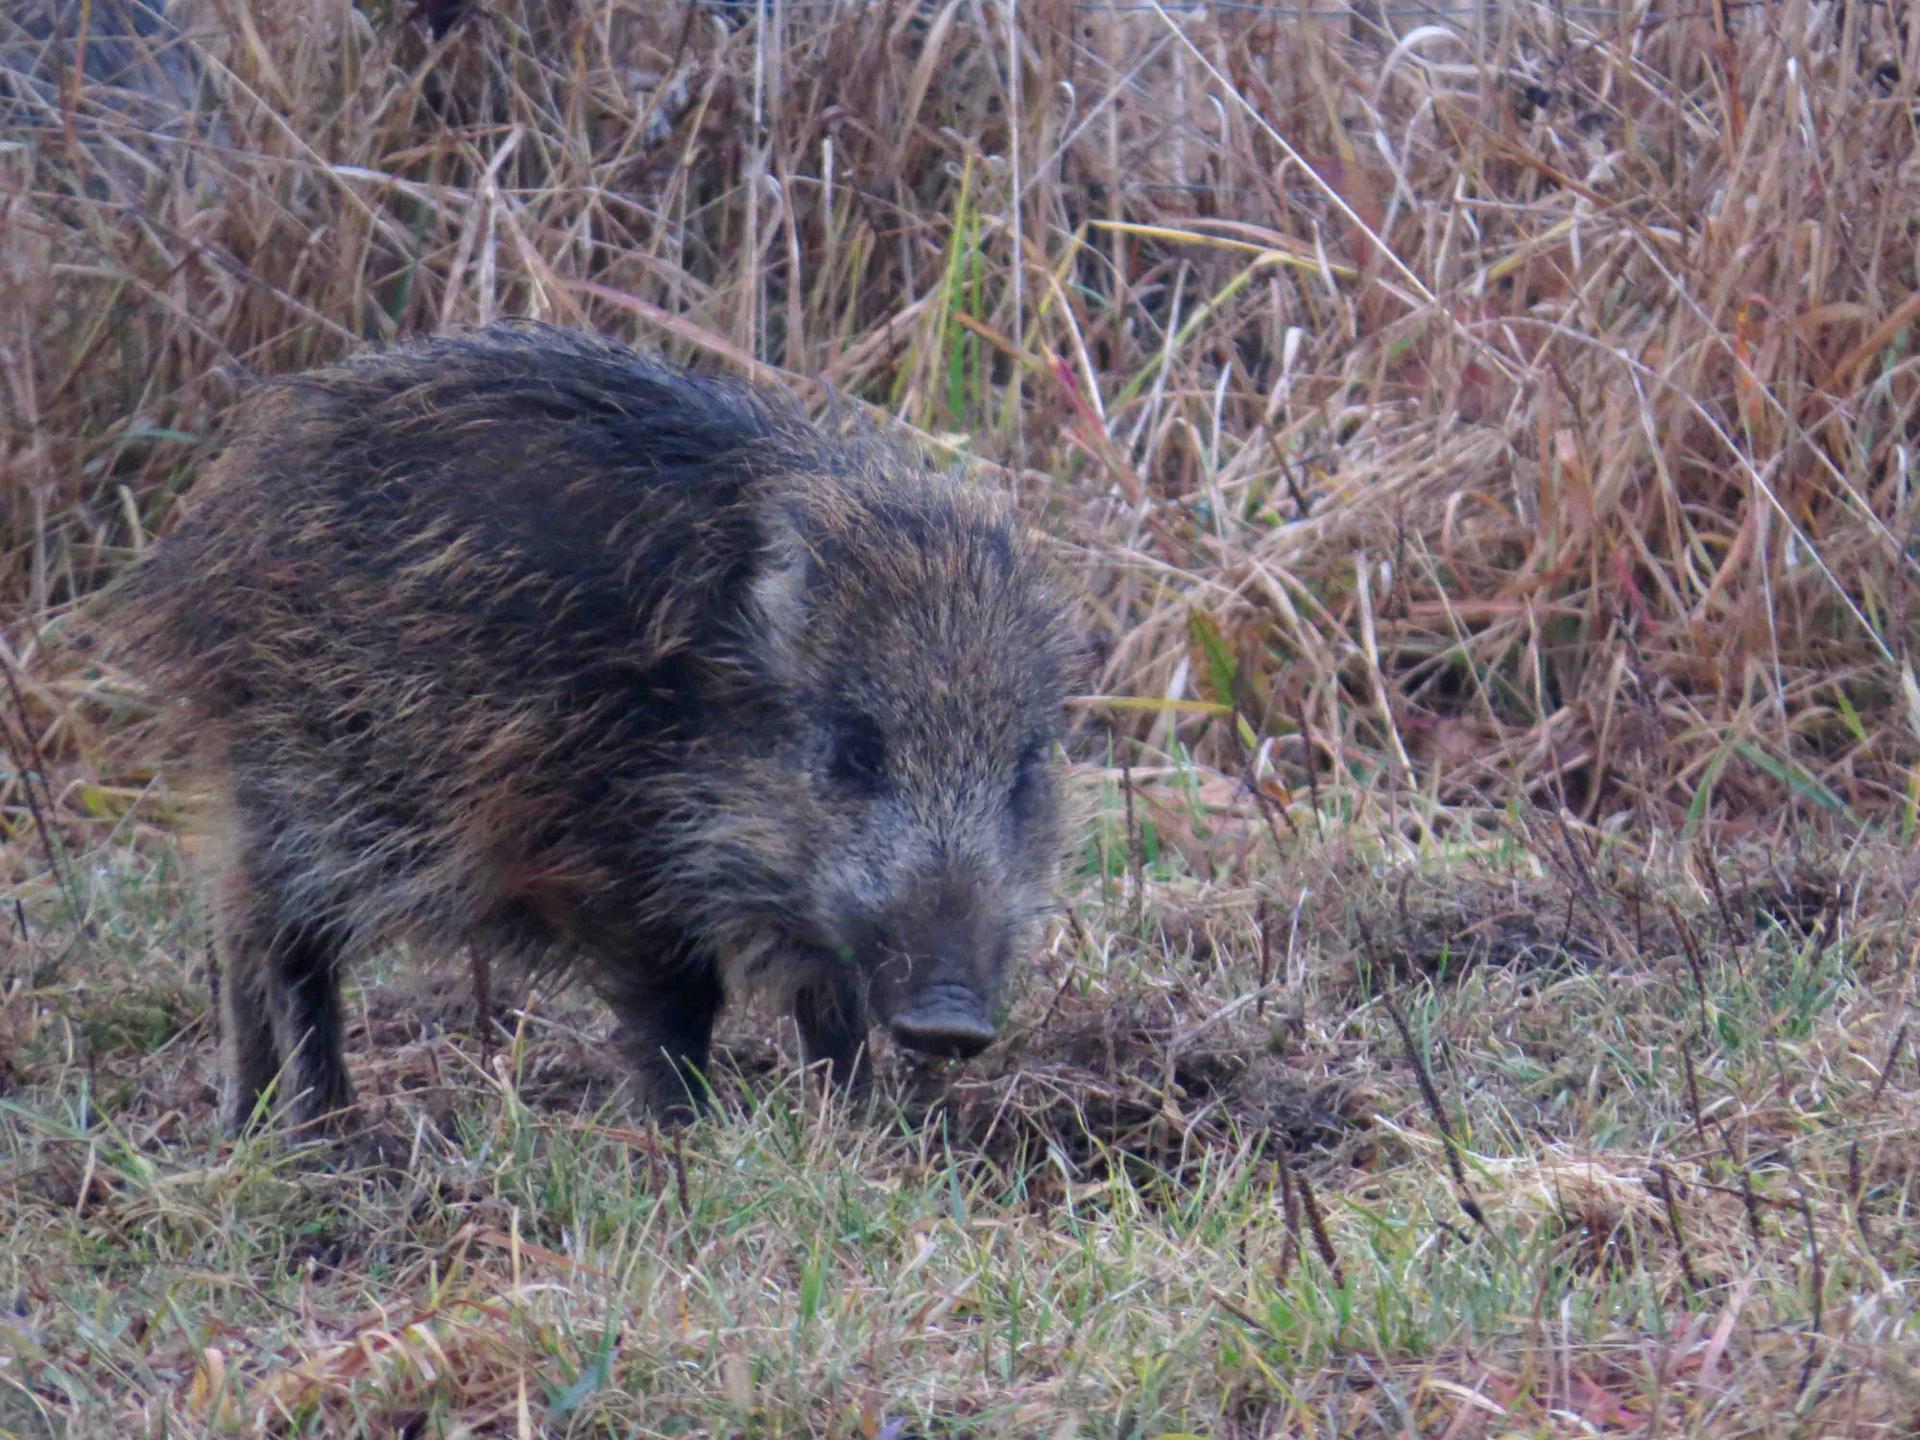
xmin=828 ymin=713 xmax=889 ymax=792
xmin=1010 ymin=738 xmax=1050 ymax=811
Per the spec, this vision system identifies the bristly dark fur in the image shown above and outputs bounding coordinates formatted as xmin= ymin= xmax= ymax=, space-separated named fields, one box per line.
xmin=120 ymin=320 xmax=1083 ymax=1131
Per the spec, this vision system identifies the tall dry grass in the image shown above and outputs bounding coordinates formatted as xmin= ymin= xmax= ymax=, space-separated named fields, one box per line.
xmin=4 ymin=0 xmax=1919 ymax=864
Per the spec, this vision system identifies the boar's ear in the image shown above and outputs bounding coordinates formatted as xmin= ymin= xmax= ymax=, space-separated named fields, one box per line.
xmin=746 ymin=491 xmax=815 ymax=657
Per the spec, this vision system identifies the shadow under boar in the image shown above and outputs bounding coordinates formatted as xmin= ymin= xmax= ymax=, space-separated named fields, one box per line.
xmin=120 ymin=321 xmax=1084 ymax=1133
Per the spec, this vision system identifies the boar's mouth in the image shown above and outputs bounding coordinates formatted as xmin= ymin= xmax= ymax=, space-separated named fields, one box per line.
xmin=887 ymin=983 xmax=996 ymax=1059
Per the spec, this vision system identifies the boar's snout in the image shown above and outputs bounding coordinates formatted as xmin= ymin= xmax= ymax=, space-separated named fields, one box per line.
xmin=871 ymin=870 xmax=1009 ymax=1061
xmin=889 ymin=986 xmax=996 ymax=1058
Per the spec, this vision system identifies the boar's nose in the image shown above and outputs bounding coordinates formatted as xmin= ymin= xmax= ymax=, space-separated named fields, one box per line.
xmin=888 ymin=986 xmax=996 ymax=1059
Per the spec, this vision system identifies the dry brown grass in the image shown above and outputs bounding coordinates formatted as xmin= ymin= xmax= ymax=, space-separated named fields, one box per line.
xmin=3 ymin=1 xmax=1919 ymax=1436
xmin=4 ymin=0 xmax=1919 ymax=846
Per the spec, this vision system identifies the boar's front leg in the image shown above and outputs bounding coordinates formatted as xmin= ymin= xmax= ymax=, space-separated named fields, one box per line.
xmin=792 ymin=973 xmax=870 ymax=1092
xmin=600 ymin=959 xmax=726 ymax=1120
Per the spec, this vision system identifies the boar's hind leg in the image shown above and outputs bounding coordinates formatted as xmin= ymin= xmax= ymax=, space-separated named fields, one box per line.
xmin=212 ymin=861 xmax=355 ymax=1137
xmin=214 ymin=907 xmax=279 ymax=1136
xmin=793 ymin=975 xmax=870 ymax=1092
xmin=602 ymin=962 xmax=726 ymax=1119
xmin=266 ymin=924 xmax=355 ymax=1133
